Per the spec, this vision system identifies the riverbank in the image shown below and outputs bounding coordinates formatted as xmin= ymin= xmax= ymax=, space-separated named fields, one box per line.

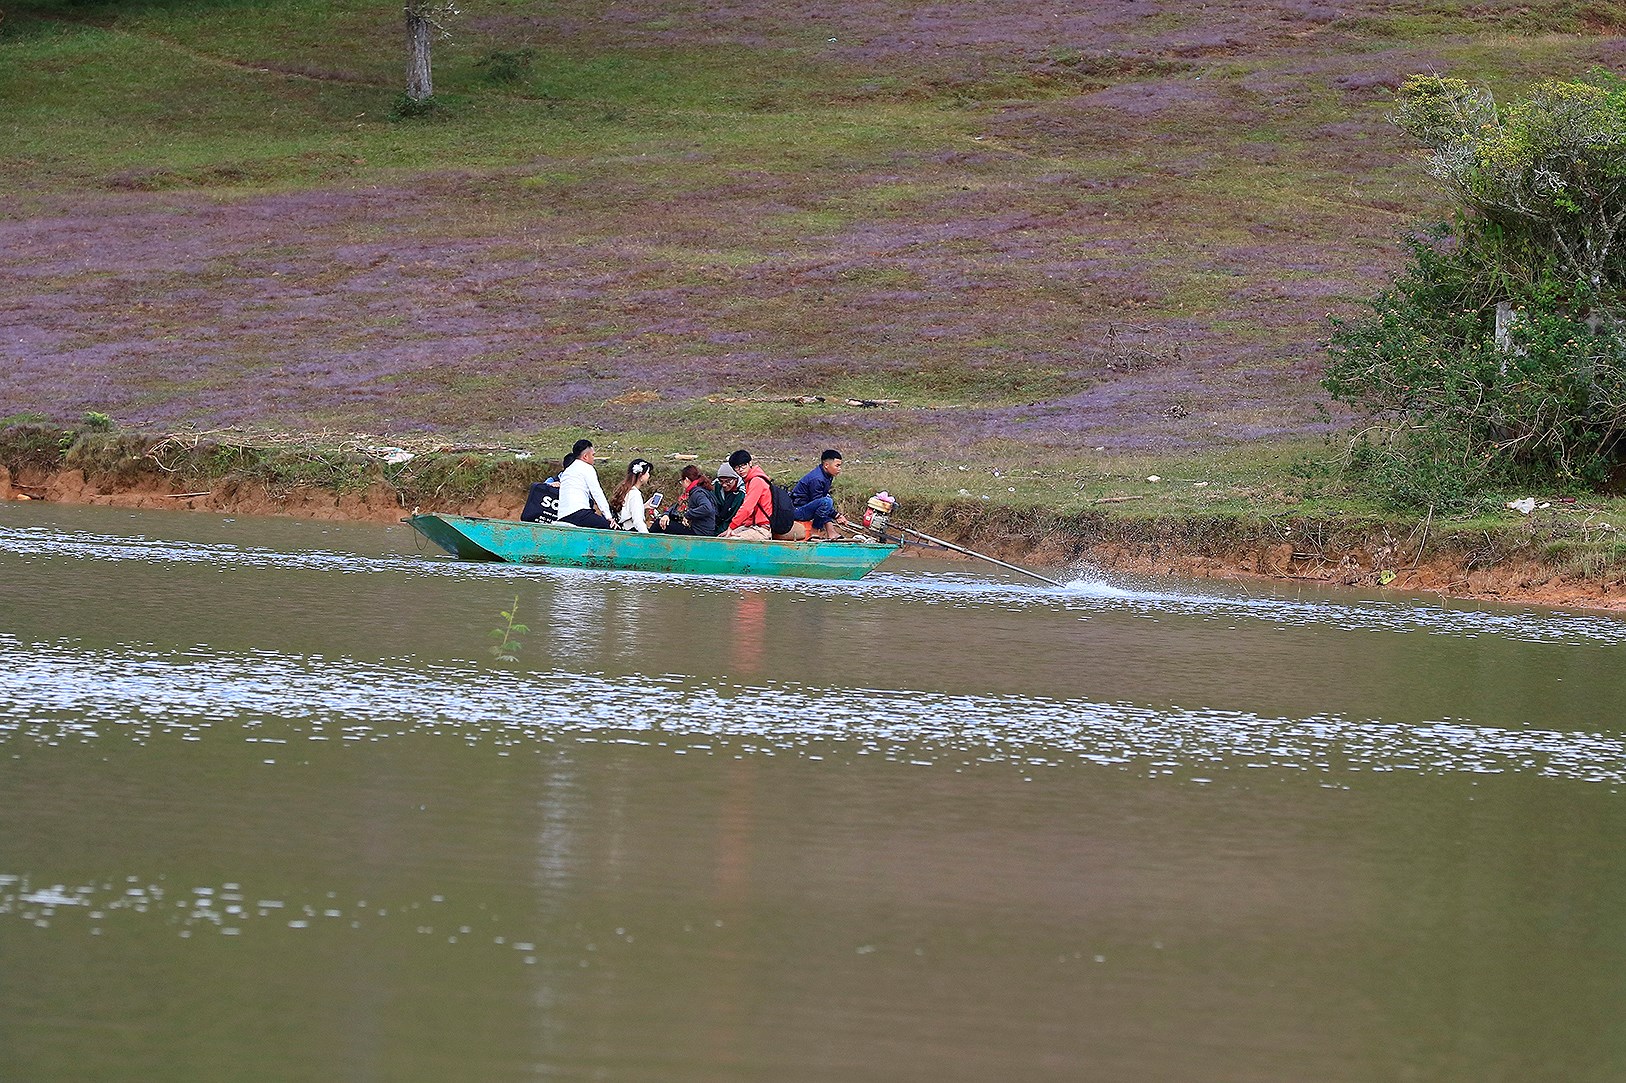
xmin=6 ymin=426 xmax=1626 ymax=612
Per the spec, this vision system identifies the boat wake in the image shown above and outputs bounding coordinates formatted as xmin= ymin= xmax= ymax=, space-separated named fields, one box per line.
xmin=4 ymin=521 xmax=1625 ymax=646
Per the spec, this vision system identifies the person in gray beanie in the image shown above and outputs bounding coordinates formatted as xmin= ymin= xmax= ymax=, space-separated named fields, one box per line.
xmin=713 ymin=461 xmax=744 ymax=531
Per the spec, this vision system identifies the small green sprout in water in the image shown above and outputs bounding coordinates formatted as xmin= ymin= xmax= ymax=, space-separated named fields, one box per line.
xmin=488 ymin=594 xmax=528 ymax=663
xmin=81 ymin=411 xmax=115 ymax=431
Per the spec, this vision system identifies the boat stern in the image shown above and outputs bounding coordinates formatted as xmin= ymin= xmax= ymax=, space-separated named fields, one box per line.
xmin=405 ymin=514 xmax=506 ymax=561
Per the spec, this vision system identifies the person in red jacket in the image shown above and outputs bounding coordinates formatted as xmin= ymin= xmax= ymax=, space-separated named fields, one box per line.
xmin=720 ymin=449 xmax=773 ymax=541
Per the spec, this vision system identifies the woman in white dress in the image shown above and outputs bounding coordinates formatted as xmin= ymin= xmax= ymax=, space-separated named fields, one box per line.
xmin=610 ymin=458 xmax=659 ymax=532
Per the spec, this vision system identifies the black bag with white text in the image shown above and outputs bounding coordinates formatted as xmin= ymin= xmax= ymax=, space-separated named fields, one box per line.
xmin=521 ymin=482 xmax=559 ymax=523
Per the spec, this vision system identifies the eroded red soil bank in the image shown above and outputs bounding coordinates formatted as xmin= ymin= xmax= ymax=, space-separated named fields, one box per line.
xmin=6 ymin=463 xmax=1624 ymax=614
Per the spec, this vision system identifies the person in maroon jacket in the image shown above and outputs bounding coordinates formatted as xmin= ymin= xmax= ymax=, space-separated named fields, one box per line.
xmin=719 ymin=449 xmax=773 ymax=541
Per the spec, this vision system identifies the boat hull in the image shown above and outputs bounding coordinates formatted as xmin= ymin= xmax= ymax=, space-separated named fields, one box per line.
xmin=406 ymin=514 xmax=896 ymax=580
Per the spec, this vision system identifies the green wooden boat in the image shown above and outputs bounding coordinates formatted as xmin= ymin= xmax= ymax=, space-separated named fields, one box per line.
xmin=406 ymin=514 xmax=898 ymax=580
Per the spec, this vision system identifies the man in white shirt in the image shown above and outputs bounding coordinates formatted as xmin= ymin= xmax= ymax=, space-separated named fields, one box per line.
xmin=555 ymin=439 xmax=614 ymax=529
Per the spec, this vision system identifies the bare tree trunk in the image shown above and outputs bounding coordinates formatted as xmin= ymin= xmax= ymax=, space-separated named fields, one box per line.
xmin=406 ymin=9 xmax=433 ymax=101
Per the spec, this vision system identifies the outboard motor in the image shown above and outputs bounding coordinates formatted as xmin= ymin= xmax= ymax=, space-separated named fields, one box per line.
xmin=863 ymin=491 xmax=895 ymax=537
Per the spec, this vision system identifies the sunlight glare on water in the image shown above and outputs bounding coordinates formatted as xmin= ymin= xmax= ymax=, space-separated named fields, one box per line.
xmin=3 ymin=504 xmax=1626 ymax=1082
xmin=4 ymin=518 xmax=1623 ymax=646
xmin=3 ymin=633 xmax=1624 ymax=784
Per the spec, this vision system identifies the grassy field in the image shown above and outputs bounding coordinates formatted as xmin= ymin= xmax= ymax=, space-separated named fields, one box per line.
xmin=3 ymin=0 xmax=1625 ymax=571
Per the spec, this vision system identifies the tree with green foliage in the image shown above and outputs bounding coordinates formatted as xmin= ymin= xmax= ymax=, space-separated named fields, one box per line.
xmin=1324 ymin=71 xmax=1626 ymax=509
xmin=1396 ymin=72 xmax=1626 ymax=292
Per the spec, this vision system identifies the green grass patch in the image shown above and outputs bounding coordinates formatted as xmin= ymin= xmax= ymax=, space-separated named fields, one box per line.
xmin=766 ymin=207 xmax=851 ymax=235
xmin=0 ymin=4 xmax=960 ymax=195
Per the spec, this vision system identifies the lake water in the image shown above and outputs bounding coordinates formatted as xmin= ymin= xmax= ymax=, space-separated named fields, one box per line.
xmin=4 ymin=503 xmax=1625 ymax=1081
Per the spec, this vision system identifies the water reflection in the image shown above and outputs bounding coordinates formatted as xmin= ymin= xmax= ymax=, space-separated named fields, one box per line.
xmin=547 ymin=576 xmax=607 ymax=662
xmin=7 ymin=506 xmax=1626 ymax=1080
xmin=731 ymin=591 xmax=768 ymax=678
xmin=706 ymin=757 xmax=757 ymax=1069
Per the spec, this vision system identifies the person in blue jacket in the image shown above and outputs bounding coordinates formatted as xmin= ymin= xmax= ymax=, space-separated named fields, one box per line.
xmin=790 ymin=449 xmax=852 ymax=540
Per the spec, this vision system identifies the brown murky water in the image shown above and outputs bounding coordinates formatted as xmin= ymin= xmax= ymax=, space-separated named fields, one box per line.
xmin=4 ymin=503 xmax=1626 ymax=1081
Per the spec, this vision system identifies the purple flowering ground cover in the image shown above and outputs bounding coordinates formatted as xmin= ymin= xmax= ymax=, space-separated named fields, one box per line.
xmin=3 ymin=0 xmax=1622 ymax=464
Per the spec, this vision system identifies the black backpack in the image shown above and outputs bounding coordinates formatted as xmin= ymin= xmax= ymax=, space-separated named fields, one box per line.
xmin=768 ymin=479 xmax=795 ymax=536
xmin=520 ymin=482 xmax=560 ymax=523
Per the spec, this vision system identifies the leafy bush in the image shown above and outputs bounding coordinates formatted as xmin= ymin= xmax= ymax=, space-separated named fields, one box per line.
xmin=0 ymin=424 xmax=71 ymax=470
xmin=389 ymin=93 xmax=441 ymax=120
xmin=1327 ymin=231 xmax=1625 ymax=507
xmin=81 ymin=410 xmax=114 ymax=431
xmin=1340 ymin=414 xmax=1487 ymax=513
xmin=1394 ymin=71 xmax=1626 ymax=293
xmin=477 ymin=48 xmax=536 ymax=86
xmin=1323 ymin=71 xmax=1626 ymax=509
